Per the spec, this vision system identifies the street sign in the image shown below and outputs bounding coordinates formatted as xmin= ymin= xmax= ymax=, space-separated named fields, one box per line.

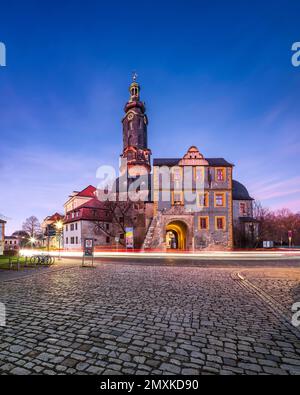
xmin=82 ymin=238 xmax=94 ymax=267
xmin=84 ymin=238 xmax=94 ymax=257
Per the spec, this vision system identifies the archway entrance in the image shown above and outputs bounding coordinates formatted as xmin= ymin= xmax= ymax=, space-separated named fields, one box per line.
xmin=166 ymin=221 xmax=187 ymax=250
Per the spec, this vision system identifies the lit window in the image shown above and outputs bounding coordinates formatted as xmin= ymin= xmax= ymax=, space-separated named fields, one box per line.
xmin=199 ymin=217 xmax=209 ymax=230
xmin=172 ymin=191 xmax=183 ymax=205
xmin=215 ymin=193 xmax=226 ymax=207
xmin=195 ymin=167 xmax=204 ymax=182
xmin=172 ymin=167 xmax=182 ymax=183
xmin=215 ymin=217 xmax=226 ymax=230
xmin=216 ymin=168 xmax=225 ymax=182
xmin=198 ymin=192 xmax=209 ymax=207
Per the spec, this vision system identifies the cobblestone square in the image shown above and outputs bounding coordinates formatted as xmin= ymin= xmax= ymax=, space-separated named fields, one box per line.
xmin=0 ymin=261 xmax=300 ymax=375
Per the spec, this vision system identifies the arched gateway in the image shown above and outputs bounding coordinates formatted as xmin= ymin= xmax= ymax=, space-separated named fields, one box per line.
xmin=166 ymin=220 xmax=188 ymax=250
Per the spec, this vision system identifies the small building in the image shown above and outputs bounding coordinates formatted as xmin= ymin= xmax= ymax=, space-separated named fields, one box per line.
xmin=4 ymin=236 xmax=20 ymax=251
xmin=63 ymin=188 xmax=113 ymax=250
xmin=42 ymin=213 xmax=64 ymax=250
xmin=0 ymin=219 xmax=6 ymax=255
xmin=232 ymin=181 xmax=259 ymax=248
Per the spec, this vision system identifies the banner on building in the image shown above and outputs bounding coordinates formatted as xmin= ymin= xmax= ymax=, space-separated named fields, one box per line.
xmin=125 ymin=227 xmax=134 ymax=249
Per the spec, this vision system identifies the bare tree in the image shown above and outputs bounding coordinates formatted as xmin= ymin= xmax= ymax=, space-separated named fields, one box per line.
xmin=22 ymin=216 xmax=41 ymax=238
xmin=93 ymin=201 xmax=140 ymax=246
xmin=253 ymin=201 xmax=300 ymax=246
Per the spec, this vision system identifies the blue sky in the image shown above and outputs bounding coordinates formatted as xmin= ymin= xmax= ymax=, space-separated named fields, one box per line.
xmin=0 ymin=0 xmax=300 ymax=234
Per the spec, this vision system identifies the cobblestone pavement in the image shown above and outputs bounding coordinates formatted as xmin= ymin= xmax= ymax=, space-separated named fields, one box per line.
xmin=241 ymin=268 xmax=300 ymax=314
xmin=0 ymin=263 xmax=300 ymax=375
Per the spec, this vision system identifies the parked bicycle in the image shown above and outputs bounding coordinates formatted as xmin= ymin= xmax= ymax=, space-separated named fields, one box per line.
xmin=29 ymin=255 xmax=55 ymax=266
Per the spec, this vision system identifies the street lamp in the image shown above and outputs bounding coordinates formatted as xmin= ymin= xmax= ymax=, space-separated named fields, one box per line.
xmin=30 ymin=236 xmax=36 ymax=249
xmin=55 ymin=220 xmax=63 ymax=260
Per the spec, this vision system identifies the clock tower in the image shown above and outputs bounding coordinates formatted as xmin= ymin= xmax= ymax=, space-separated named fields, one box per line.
xmin=121 ymin=76 xmax=151 ymax=176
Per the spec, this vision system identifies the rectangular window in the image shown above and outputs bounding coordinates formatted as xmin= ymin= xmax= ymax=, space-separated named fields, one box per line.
xmin=172 ymin=191 xmax=184 ymax=205
xmin=215 ymin=216 xmax=226 ymax=231
xmin=197 ymin=192 xmax=209 ymax=207
xmin=172 ymin=167 xmax=182 ymax=181
xmin=194 ymin=167 xmax=204 ymax=182
xmin=66 ymin=237 xmax=68 ymax=244
xmin=199 ymin=216 xmax=209 ymax=230
xmin=106 ymin=223 xmax=110 ymax=231
xmin=70 ymin=237 xmax=75 ymax=244
xmin=66 ymin=224 xmax=68 ymax=231
xmin=70 ymin=224 xmax=74 ymax=231
xmin=215 ymin=192 xmax=226 ymax=207
xmin=75 ymin=223 xmax=78 ymax=230
xmin=75 ymin=236 xmax=78 ymax=244
xmin=215 ymin=168 xmax=226 ymax=182
xmin=240 ymin=202 xmax=247 ymax=216
xmin=106 ymin=236 xmax=110 ymax=244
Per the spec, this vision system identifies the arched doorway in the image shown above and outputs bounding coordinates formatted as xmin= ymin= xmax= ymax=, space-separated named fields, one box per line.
xmin=166 ymin=221 xmax=187 ymax=250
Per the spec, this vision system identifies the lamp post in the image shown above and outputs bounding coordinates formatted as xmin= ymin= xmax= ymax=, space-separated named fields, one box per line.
xmin=29 ymin=236 xmax=36 ymax=249
xmin=55 ymin=220 xmax=63 ymax=260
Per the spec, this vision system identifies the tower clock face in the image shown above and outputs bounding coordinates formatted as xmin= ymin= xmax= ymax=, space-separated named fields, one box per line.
xmin=127 ymin=113 xmax=134 ymax=121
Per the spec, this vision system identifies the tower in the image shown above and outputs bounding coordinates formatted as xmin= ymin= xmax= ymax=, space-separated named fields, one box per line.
xmin=121 ymin=75 xmax=151 ymax=176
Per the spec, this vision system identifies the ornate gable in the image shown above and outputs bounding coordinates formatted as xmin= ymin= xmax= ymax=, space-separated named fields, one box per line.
xmin=179 ymin=146 xmax=209 ymax=166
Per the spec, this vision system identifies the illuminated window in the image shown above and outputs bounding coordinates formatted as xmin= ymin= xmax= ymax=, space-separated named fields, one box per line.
xmin=194 ymin=167 xmax=204 ymax=182
xmin=172 ymin=191 xmax=184 ymax=205
xmin=197 ymin=192 xmax=209 ymax=207
xmin=215 ymin=168 xmax=226 ymax=182
xmin=215 ymin=216 xmax=226 ymax=231
xmin=215 ymin=192 xmax=226 ymax=207
xmin=199 ymin=216 xmax=209 ymax=230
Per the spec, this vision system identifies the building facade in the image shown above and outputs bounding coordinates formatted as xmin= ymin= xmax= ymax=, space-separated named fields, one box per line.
xmin=62 ymin=78 xmax=257 ymax=251
xmin=42 ymin=212 xmax=64 ymax=250
xmin=63 ymin=187 xmax=113 ymax=250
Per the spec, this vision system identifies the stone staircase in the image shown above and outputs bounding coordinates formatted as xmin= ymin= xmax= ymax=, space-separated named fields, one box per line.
xmin=142 ymin=212 xmax=164 ymax=250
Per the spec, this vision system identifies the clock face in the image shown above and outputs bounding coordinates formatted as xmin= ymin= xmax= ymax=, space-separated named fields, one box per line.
xmin=127 ymin=113 xmax=134 ymax=121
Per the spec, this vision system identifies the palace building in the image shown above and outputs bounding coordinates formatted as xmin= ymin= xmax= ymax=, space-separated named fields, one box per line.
xmin=62 ymin=78 xmax=258 ymax=251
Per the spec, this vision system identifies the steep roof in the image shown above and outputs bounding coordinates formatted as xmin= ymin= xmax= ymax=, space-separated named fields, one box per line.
xmin=47 ymin=213 xmax=64 ymax=221
xmin=75 ymin=197 xmax=106 ymax=210
xmin=76 ymin=185 xmax=97 ymax=197
xmin=232 ymin=180 xmax=254 ymax=201
xmin=153 ymin=158 xmax=234 ymax=167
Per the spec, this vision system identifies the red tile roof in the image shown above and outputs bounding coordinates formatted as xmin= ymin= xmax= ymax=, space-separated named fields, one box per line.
xmin=76 ymin=185 xmax=96 ymax=197
xmin=48 ymin=213 xmax=64 ymax=221
xmin=64 ymin=198 xmax=112 ymax=224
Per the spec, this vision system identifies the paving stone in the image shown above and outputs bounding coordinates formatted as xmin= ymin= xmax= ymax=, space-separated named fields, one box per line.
xmin=0 ymin=264 xmax=300 ymax=376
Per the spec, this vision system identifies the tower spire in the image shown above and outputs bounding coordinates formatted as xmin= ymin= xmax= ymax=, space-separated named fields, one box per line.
xmin=121 ymin=78 xmax=151 ymax=175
